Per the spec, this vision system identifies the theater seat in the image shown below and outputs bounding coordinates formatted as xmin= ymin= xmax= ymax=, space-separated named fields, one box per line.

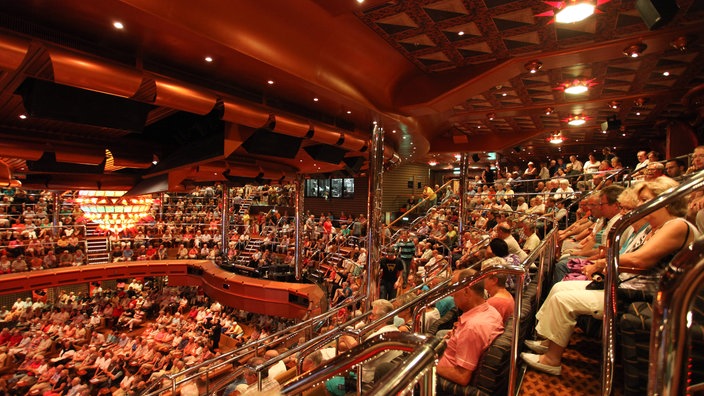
xmin=437 ymin=318 xmax=514 ymax=396
xmin=620 ymin=294 xmax=704 ymax=395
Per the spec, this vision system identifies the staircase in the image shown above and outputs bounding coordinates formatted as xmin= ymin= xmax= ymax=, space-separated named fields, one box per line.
xmin=85 ymin=222 xmax=110 ymax=264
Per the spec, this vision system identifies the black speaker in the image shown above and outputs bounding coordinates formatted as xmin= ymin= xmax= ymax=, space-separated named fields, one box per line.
xmin=303 ymin=144 xmax=348 ymax=164
xmin=16 ymin=78 xmax=153 ymax=132
xmin=513 ymin=146 xmax=522 ymax=153
xmin=241 ymin=128 xmax=303 ymax=159
xmin=471 ymin=153 xmax=481 ymax=162
xmin=636 ymin=0 xmax=678 ymax=30
xmin=601 ymin=116 xmax=622 ymax=132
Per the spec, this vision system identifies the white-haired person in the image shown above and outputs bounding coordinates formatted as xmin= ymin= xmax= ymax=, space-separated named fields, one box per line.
xmin=522 ymin=178 xmax=698 ymax=375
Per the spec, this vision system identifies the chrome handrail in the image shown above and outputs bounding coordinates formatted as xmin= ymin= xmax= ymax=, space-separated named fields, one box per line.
xmin=649 ymin=238 xmax=704 ymax=395
xmin=388 ymin=179 xmax=456 ymax=229
xmin=366 ymin=335 xmax=445 ymax=395
xmin=602 ymin=170 xmax=704 ymax=395
xmin=280 ymin=332 xmax=435 ymax=395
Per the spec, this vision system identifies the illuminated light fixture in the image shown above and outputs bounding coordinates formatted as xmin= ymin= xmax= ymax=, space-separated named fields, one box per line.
xmin=671 ymin=36 xmax=687 ymax=51
xmin=502 ymin=92 xmax=507 ymax=97
xmin=558 ymin=78 xmax=596 ymax=94
xmin=313 ymin=97 xmax=319 ymax=102
xmin=524 ymin=60 xmax=543 ymax=74
xmin=18 ymin=114 xmax=27 ymax=119
xmin=566 ymin=114 xmax=587 ymax=126
xmin=267 ymin=80 xmax=274 ymax=85
xmin=454 ymin=154 xmax=462 ymax=161
xmin=458 ymin=31 xmax=465 ymax=36
xmin=536 ymin=0 xmax=609 ymax=23
xmin=545 ymin=107 xmax=554 ymax=115
xmin=555 ymin=1 xmax=595 ymax=23
xmin=487 ymin=112 xmax=496 ymax=120
xmin=346 ymin=110 xmax=352 ymax=114
xmin=662 ymin=71 xmax=670 ymax=76
xmin=113 ymin=21 xmax=124 ymax=30
xmin=428 ymin=160 xmax=438 ymax=166
xmin=356 ymin=0 xmax=364 ymax=3
xmin=75 ymin=191 xmax=153 ymax=234
xmin=548 ymin=132 xmax=564 ymax=144
xmin=633 ymin=97 xmax=648 ymax=107
xmin=204 ymin=56 xmax=213 ymax=63
xmin=608 ymin=101 xmax=620 ymax=110
xmin=623 ymin=42 xmax=647 ymax=58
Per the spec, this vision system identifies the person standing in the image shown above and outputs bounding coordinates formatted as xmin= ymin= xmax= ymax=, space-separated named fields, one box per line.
xmin=394 ymin=230 xmax=416 ymax=285
xmin=379 ymin=251 xmax=403 ymax=300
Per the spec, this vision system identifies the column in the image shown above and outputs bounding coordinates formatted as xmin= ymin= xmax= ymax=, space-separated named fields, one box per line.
xmin=294 ymin=174 xmax=304 ymax=281
xmin=221 ymin=186 xmax=230 ymax=257
xmin=365 ymin=125 xmax=384 ymax=310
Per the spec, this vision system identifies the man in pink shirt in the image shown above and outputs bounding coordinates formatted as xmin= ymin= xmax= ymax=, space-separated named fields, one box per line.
xmin=436 ymin=269 xmax=504 ymax=386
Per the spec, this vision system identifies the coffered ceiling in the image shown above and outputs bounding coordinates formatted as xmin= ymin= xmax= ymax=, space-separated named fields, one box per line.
xmin=0 ymin=0 xmax=703 ymax=190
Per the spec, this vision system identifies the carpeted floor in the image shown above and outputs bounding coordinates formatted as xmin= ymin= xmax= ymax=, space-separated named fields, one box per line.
xmin=519 ymin=330 xmax=623 ymax=396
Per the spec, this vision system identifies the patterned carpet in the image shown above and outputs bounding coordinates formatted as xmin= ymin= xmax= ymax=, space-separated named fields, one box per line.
xmin=519 ymin=330 xmax=623 ymax=396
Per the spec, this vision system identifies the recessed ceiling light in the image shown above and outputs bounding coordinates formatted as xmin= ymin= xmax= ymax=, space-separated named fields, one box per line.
xmin=113 ymin=21 xmax=124 ymax=30
xmin=458 ymin=31 xmax=465 ymax=36
xmin=356 ymin=0 xmax=364 ymax=3
xmin=204 ymin=56 xmax=213 ymax=63
xmin=346 ymin=110 xmax=351 ymax=114
xmin=267 ymin=80 xmax=274 ymax=85
xmin=313 ymin=97 xmax=319 ymax=102
xmin=662 ymin=71 xmax=670 ymax=76
xmin=636 ymin=111 xmax=641 ymax=116
xmin=18 ymin=114 xmax=27 ymax=120
xmin=502 ymin=93 xmax=507 ymax=97
xmin=392 ymin=130 xmax=397 ymax=134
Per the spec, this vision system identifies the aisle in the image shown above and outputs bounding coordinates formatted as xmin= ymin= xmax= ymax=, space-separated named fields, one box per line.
xmin=519 ymin=330 xmax=623 ymax=396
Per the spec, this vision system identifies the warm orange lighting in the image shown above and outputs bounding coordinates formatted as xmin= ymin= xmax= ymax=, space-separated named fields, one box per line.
xmin=566 ymin=114 xmax=587 ymax=126
xmin=524 ymin=60 xmax=543 ymax=74
xmin=76 ymin=190 xmax=153 ymax=234
xmin=623 ymin=43 xmax=647 ymax=58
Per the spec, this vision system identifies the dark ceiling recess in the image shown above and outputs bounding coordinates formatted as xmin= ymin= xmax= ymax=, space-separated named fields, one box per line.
xmin=303 ymin=144 xmax=348 ymax=165
xmin=16 ymin=78 xmax=153 ymax=132
xmin=342 ymin=156 xmax=365 ymax=176
xmin=241 ymin=128 xmax=303 ymax=159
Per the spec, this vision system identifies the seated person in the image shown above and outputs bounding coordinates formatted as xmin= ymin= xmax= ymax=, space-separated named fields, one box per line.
xmin=522 ymin=178 xmax=698 ymax=376
xmin=436 ymin=269 xmax=504 ymax=386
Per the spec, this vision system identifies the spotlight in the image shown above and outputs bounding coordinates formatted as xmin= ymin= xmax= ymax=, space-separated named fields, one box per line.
xmin=608 ymin=101 xmax=620 ymax=110
xmin=671 ymin=36 xmax=687 ymax=51
xmin=524 ymin=60 xmax=543 ymax=74
xmin=548 ymin=132 xmax=564 ymax=144
xmin=544 ymin=107 xmax=554 ymax=115
xmin=487 ymin=112 xmax=496 ymax=121
xmin=623 ymin=42 xmax=647 ymax=58
xmin=633 ymin=97 xmax=648 ymax=107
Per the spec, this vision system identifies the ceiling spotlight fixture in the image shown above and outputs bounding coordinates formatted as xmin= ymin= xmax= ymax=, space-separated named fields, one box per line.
xmin=623 ymin=42 xmax=647 ymax=58
xmin=204 ymin=56 xmax=213 ymax=63
xmin=608 ymin=101 xmax=620 ymax=110
xmin=113 ymin=21 xmax=124 ymax=30
xmin=18 ymin=114 xmax=27 ymax=120
xmin=313 ymin=97 xmax=319 ymax=102
xmin=633 ymin=97 xmax=648 ymax=107
xmin=567 ymin=114 xmax=587 ymax=126
xmin=487 ymin=112 xmax=496 ymax=120
xmin=346 ymin=110 xmax=352 ymax=114
xmin=458 ymin=31 xmax=465 ymax=36
xmin=428 ymin=160 xmax=438 ymax=166
xmin=454 ymin=154 xmax=462 ymax=161
xmin=545 ymin=107 xmax=554 ymax=115
xmin=548 ymin=132 xmax=564 ymax=144
xmin=559 ymin=78 xmax=595 ymax=94
xmin=267 ymin=80 xmax=274 ymax=85
xmin=662 ymin=71 xmax=670 ymax=76
xmin=671 ymin=36 xmax=687 ymax=52
xmin=524 ymin=60 xmax=543 ymax=74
